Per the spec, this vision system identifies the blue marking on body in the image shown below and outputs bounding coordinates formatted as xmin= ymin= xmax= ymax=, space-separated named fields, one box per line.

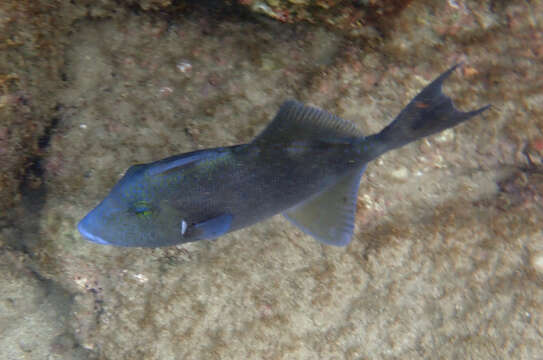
xmin=148 ymin=149 xmax=228 ymax=176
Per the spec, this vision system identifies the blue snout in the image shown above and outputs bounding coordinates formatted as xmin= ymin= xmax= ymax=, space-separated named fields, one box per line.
xmin=78 ymin=212 xmax=110 ymax=245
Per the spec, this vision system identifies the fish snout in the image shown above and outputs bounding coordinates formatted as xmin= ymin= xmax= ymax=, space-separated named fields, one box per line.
xmin=78 ymin=212 xmax=110 ymax=245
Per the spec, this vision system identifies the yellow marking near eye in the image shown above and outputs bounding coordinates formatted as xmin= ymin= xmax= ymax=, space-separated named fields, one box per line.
xmin=137 ymin=210 xmax=152 ymax=218
xmin=134 ymin=201 xmax=152 ymax=218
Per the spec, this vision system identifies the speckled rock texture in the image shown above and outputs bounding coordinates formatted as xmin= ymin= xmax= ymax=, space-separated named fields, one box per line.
xmin=1 ymin=0 xmax=542 ymax=359
xmin=0 ymin=0 xmax=73 ymax=222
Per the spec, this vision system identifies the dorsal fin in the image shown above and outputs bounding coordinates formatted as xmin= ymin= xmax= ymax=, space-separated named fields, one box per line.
xmin=283 ymin=166 xmax=366 ymax=246
xmin=252 ymin=100 xmax=363 ymax=145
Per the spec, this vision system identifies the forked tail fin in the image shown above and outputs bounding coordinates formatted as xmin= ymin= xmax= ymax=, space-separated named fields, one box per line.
xmin=363 ymin=64 xmax=490 ymax=160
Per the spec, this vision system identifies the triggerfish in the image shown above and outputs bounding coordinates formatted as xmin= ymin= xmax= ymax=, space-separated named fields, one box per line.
xmin=78 ymin=64 xmax=489 ymax=247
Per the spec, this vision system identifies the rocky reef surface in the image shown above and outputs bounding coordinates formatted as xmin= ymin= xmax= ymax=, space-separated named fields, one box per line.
xmin=0 ymin=1 xmax=542 ymax=359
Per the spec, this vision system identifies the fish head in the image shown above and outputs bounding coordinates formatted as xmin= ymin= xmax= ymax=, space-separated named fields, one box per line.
xmin=78 ymin=164 xmax=186 ymax=247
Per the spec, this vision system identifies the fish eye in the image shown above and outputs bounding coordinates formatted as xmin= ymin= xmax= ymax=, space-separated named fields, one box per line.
xmin=133 ymin=200 xmax=152 ymax=217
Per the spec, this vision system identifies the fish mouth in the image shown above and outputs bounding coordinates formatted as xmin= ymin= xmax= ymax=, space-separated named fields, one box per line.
xmin=78 ymin=214 xmax=110 ymax=245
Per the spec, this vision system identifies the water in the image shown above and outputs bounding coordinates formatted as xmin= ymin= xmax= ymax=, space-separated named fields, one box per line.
xmin=1 ymin=2 xmax=542 ymax=359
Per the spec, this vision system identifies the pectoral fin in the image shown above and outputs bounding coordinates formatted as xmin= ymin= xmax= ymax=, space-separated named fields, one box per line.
xmin=283 ymin=167 xmax=365 ymax=246
xmin=191 ymin=213 xmax=233 ymax=240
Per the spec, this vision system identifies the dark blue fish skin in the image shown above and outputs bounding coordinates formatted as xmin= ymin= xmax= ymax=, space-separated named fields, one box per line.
xmin=78 ymin=64 xmax=489 ymax=247
xmin=79 ymin=141 xmax=364 ymax=247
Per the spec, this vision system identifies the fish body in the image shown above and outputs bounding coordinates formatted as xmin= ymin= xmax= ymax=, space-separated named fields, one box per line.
xmin=78 ymin=64 xmax=489 ymax=247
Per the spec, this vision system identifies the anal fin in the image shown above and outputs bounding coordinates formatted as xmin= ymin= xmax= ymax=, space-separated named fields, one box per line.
xmin=283 ymin=166 xmax=365 ymax=246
